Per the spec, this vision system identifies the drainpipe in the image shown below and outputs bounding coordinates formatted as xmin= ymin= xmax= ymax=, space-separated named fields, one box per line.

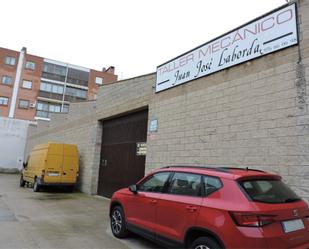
xmin=9 ymin=47 xmax=26 ymax=118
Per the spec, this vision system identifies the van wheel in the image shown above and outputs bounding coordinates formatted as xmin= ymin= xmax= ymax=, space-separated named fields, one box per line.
xmin=33 ymin=179 xmax=40 ymax=192
xmin=110 ymin=206 xmax=129 ymax=238
xmin=190 ymin=236 xmax=222 ymax=249
xmin=19 ymin=175 xmax=26 ymax=187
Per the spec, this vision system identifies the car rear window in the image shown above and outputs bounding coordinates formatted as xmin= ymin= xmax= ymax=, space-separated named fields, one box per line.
xmin=239 ymin=179 xmax=301 ymax=204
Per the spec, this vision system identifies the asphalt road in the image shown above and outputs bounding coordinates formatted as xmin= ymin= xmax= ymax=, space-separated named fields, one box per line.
xmin=0 ymin=173 xmax=159 ymax=249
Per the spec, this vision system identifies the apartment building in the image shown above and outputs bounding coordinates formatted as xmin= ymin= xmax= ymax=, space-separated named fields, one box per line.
xmin=0 ymin=47 xmax=117 ymax=121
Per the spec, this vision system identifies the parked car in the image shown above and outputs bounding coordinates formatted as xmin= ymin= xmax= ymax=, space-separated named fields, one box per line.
xmin=20 ymin=143 xmax=79 ymax=192
xmin=110 ymin=166 xmax=309 ymax=249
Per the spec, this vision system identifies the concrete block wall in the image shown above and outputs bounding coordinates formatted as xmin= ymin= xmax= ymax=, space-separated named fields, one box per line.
xmin=26 ymin=101 xmax=99 ymax=193
xmin=146 ymin=0 xmax=309 ymax=201
xmin=26 ymin=74 xmax=155 ymax=194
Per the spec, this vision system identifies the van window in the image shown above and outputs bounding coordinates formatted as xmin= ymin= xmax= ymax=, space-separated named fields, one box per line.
xmin=240 ymin=179 xmax=301 ymax=204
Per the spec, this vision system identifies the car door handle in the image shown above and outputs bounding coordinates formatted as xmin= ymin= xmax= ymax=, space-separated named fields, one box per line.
xmin=150 ymin=200 xmax=157 ymax=205
xmin=186 ymin=205 xmax=197 ymax=212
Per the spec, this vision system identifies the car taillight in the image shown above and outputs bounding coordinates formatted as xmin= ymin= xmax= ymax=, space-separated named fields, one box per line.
xmin=230 ymin=212 xmax=276 ymax=227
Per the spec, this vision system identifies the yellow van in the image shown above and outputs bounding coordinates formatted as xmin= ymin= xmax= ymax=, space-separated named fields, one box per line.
xmin=20 ymin=143 xmax=79 ymax=192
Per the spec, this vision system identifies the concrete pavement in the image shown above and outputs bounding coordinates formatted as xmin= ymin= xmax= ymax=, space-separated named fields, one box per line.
xmin=0 ymin=173 xmax=158 ymax=249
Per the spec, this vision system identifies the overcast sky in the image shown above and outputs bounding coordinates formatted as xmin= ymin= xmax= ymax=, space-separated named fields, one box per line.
xmin=2 ymin=0 xmax=286 ymax=79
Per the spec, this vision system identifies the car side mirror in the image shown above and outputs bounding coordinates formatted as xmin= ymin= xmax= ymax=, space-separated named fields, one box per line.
xmin=129 ymin=184 xmax=138 ymax=194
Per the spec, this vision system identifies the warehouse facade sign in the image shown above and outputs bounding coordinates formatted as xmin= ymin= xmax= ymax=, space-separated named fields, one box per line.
xmin=156 ymin=3 xmax=298 ymax=92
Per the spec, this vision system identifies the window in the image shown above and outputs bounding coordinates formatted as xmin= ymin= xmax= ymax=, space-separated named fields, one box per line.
xmin=37 ymin=102 xmax=47 ymax=111
xmin=138 ymin=172 xmax=170 ymax=193
xmin=204 ymin=176 xmax=222 ymax=196
xmin=49 ymin=104 xmax=61 ymax=113
xmin=40 ymin=81 xmax=64 ymax=94
xmin=36 ymin=110 xmax=49 ymax=118
xmin=4 ymin=56 xmax=16 ymax=66
xmin=42 ymin=82 xmax=52 ymax=92
xmin=168 ymin=172 xmax=202 ymax=197
xmin=65 ymin=86 xmax=87 ymax=99
xmin=66 ymin=68 xmax=89 ymax=86
xmin=240 ymin=179 xmax=301 ymax=204
xmin=62 ymin=104 xmax=69 ymax=113
xmin=36 ymin=102 xmax=49 ymax=118
xmin=1 ymin=75 xmax=13 ymax=85
xmin=19 ymin=99 xmax=29 ymax=109
xmin=25 ymin=61 xmax=36 ymax=70
xmin=36 ymin=101 xmax=64 ymax=118
xmin=22 ymin=80 xmax=32 ymax=89
xmin=95 ymin=76 xmax=103 ymax=85
xmin=0 ymin=96 xmax=9 ymax=106
xmin=42 ymin=62 xmax=67 ymax=82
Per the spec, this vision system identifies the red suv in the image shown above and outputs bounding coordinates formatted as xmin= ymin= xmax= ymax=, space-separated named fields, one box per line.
xmin=110 ymin=166 xmax=309 ymax=249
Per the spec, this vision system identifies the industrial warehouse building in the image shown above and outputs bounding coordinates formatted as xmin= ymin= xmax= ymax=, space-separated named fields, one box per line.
xmin=26 ymin=0 xmax=309 ymax=202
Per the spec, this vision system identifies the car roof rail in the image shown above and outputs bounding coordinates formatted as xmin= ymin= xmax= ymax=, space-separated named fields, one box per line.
xmin=161 ymin=165 xmax=230 ymax=173
xmin=218 ymin=167 xmax=266 ymax=173
xmin=162 ymin=166 xmax=266 ymax=173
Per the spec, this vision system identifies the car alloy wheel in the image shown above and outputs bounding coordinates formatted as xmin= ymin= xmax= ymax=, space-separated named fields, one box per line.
xmin=195 ymin=246 xmax=211 ymax=249
xmin=190 ymin=237 xmax=221 ymax=249
xmin=110 ymin=206 xmax=129 ymax=238
xmin=111 ymin=209 xmax=122 ymax=235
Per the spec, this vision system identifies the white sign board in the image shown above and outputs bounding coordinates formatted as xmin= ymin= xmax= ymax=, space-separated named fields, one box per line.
xmin=149 ymin=119 xmax=158 ymax=132
xmin=156 ymin=4 xmax=298 ymax=92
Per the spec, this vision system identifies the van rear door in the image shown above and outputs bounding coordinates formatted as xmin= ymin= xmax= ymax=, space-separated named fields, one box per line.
xmin=45 ymin=144 xmax=63 ymax=183
xmin=61 ymin=145 xmax=78 ymax=184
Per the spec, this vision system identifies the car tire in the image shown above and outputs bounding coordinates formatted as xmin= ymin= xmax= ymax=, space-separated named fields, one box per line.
xmin=19 ymin=175 xmax=26 ymax=187
xmin=33 ymin=178 xmax=40 ymax=192
xmin=110 ymin=206 xmax=129 ymax=238
xmin=190 ymin=236 xmax=222 ymax=249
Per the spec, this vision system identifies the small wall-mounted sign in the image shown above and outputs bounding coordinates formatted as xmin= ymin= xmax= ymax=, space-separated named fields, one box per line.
xmin=136 ymin=142 xmax=147 ymax=156
xmin=149 ymin=119 xmax=158 ymax=132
